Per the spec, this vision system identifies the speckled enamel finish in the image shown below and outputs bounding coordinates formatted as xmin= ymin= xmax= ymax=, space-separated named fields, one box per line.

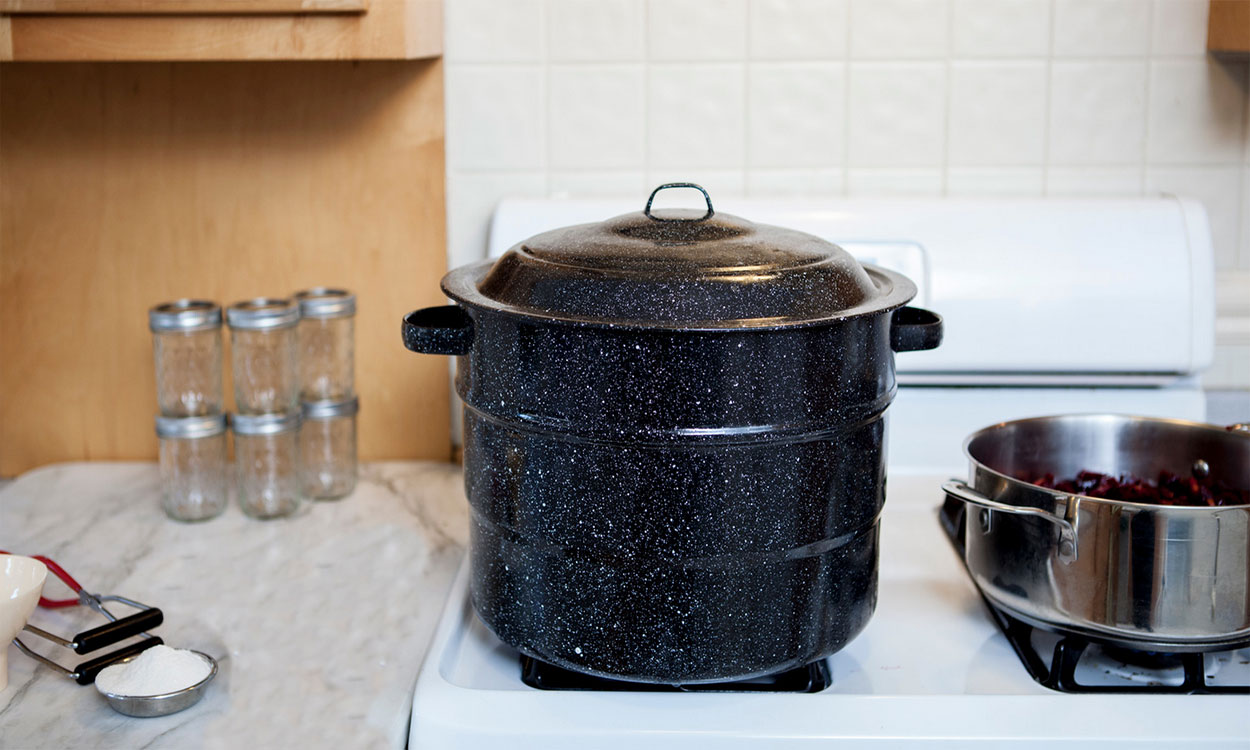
xmin=403 ymin=193 xmax=942 ymax=684
xmin=456 ymin=310 xmax=893 ymax=683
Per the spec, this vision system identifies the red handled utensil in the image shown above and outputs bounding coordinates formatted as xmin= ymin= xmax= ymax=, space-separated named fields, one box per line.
xmin=0 ymin=550 xmax=164 ymax=685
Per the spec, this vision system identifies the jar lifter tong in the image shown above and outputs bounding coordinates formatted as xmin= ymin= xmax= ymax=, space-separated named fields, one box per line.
xmin=0 ymin=550 xmax=164 ymax=685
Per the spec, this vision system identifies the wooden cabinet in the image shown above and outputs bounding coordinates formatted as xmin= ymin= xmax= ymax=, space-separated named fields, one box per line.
xmin=0 ymin=0 xmax=440 ymax=61
xmin=0 ymin=1 xmax=369 ymax=11
xmin=0 ymin=3 xmax=447 ymax=475
xmin=1209 ymin=0 xmax=1250 ymax=54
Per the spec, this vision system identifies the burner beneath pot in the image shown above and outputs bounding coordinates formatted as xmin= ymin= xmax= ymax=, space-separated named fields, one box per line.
xmin=939 ymin=495 xmax=1250 ymax=695
xmin=520 ymin=655 xmax=833 ymax=693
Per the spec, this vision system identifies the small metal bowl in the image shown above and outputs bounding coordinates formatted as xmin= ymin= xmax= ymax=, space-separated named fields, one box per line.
xmin=96 ymin=650 xmax=217 ymax=718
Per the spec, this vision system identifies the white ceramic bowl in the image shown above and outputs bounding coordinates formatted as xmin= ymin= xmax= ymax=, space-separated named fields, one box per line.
xmin=1 ymin=555 xmax=47 ymax=691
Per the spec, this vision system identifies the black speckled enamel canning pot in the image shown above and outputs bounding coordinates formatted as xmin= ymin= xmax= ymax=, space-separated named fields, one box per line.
xmin=402 ymin=184 xmax=943 ymax=684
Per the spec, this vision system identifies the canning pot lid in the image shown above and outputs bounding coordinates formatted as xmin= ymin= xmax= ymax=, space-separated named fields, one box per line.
xmin=441 ymin=183 xmax=917 ymax=330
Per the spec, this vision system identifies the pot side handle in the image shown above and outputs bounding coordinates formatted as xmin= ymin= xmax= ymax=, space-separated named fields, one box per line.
xmin=890 ymin=307 xmax=943 ymax=352
xmin=942 ymin=480 xmax=1078 ymax=563
xmin=402 ymin=305 xmax=474 ymax=356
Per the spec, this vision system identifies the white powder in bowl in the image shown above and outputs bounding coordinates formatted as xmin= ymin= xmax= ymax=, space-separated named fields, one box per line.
xmin=95 ymin=644 xmax=212 ymax=697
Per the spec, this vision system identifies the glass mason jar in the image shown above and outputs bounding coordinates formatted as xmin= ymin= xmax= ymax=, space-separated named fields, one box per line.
xmin=300 ymin=397 xmax=359 ymax=501
xmin=227 ymin=298 xmax=299 ymax=415
xmin=156 ymin=414 xmax=228 ymax=522
xmin=293 ymin=288 xmax=356 ymax=401
xmin=149 ymin=300 xmax=223 ymax=417
xmin=232 ymin=411 xmax=302 ymax=519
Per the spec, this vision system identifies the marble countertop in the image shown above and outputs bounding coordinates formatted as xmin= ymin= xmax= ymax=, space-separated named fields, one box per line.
xmin=0 ymin=461 xmax=469 ymax=749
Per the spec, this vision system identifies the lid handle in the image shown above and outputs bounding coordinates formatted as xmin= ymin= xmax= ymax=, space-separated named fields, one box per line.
xmin=643 ymin=183 xmax=714 ymax=222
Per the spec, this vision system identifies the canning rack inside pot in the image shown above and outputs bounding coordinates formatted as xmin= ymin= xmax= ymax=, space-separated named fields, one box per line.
xmin=965 ymin=414 xmax=1250 ymax=506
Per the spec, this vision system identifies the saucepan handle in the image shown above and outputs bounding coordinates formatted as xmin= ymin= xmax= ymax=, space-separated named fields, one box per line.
xmin=942 ymin=480 xmax=1078 ymax=563
xmin=890 ymin=307 xmax=943 ymax=352
xmin=402 ymin=306 xmax=475 ymax=356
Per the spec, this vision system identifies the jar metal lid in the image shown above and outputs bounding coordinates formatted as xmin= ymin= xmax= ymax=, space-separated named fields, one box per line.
xmin=293 ymin=288 xmax=356 ymax=319
xmin=149 ymin=300 xmax=222 ymax=333
xmin=302 ymin=396 xmax=360 ymax=419
xmin=231 ymin=411 xmax=302 ymax=435
xmin=155 ymin=414 xmax=228 ymax=439
xmin=227 ymin=298 xmax=300 ymax=330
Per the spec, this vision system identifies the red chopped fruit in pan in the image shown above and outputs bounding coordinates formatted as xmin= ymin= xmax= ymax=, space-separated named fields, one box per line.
xmin=1031 ymin=470 xmax=1250 ymax=507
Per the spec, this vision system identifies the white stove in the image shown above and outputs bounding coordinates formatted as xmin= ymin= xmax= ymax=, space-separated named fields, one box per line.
xmin=411 ymin=195 xmax=1244 ymax=747
xmin=410 ymin=475 xmax=1250 ymax=747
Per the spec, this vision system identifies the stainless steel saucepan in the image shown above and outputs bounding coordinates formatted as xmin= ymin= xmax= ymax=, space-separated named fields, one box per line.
xmin=943 ymin=414 xmax=1250 ymax=652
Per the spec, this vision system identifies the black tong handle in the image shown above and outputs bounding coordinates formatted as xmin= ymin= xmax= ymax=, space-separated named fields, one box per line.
xmin=74 ymin=637 xmax=164 ymax=685
xmin=73 ymin=608 xmax=164 ymax=654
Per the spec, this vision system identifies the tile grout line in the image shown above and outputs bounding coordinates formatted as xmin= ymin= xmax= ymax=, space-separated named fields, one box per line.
xmin=743 ymin=0 xmax=751 ymax=195
xmin=940 ymin=0 xmax=954 ymax=196
xmin=1139 ymin=0 xmax=1156 ymax=196
xmin=1041 ymin=0 xmax=1056 ymax=195
xmin=1239 ymin=59 xmax=1250 ymax=270
xmin=448 ymin=53 xmax=1211 ymax=68
xmin=842 ymin=0 xmax=853 ymax=196
xmin=642 ymin=0 xmax=651 ymax=185
xmin=541 ymin=0 xmax=551 ymax=197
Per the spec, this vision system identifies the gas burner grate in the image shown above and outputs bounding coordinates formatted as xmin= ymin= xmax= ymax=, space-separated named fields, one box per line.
xmin=939 ymin=494 xmax=1250 ymax=695
xmin=520 ymin=655 xmax=832 ymax=693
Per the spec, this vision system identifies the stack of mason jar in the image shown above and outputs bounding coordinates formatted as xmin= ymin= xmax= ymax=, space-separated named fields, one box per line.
xmin=149 ymin=289 xmax=358 ymax=522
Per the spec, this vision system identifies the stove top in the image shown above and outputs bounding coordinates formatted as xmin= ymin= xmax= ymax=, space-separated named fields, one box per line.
xmin=409 ymin=474 xmax=1250 ymax=747
xmin=938 ymin=495 xmax=1250 ymax=695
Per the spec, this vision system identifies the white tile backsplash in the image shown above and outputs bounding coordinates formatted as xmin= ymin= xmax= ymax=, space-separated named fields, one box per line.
xmin=848 ymin=63 xmax=947 ymax=166
xmin=549 ymin=0 xmax=645 ymax=62
xmin=749 ymin=0 xmax=847 ymax=60
xmin=948 ymin=61 xmax=1047 ymax=166
xmin=1045 ymin=166 xmax=1144 ymax=196
xmin=1048 ymin=61 xmax=1148 ymax=165
xmin=446 ymin=66 xmax=545 ymax=170
xmin=549 ymin=66 xmax=645 ymax=168
xmin=648 ymin=0 xmax=747 ymax=61
xmin=1243 ymin=168 xmax=1250 ymax=269
xmin=646 ymin=168 xmax=747 ymax=196
xmin=444 ymin=0 xmax=1250 ymax=273
xmin=549 ymin=170 xmax=648 ymax=196
xmin=848 ymin=0 xmax=949 ymax=59
xmin=647 ymin=64 xmax=746 ymax=167
xmin=446 ymin=171 xmax=547 ymax=270
xmin=748 ymin=63 xmax=845 ymax=167
xmin=946 ymin=167 xmax=1044 ymax=195
xmin=1052 ymin=0 xmax=1151 ymax=58
xmin=746 ymin=168 xmax=845 ymax=195
xmin=445 ymin=0 xmax=545 ymax=62
xmin=847 ymin=168 xmax=944 ymax=195
xmin=1148 ymin=60 xmax=1246 ymax=165
xmin=1152 ymin=0 xmax=1210 ymax=57
xmin=950 ymin=0 xmax=1050 ymax=59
